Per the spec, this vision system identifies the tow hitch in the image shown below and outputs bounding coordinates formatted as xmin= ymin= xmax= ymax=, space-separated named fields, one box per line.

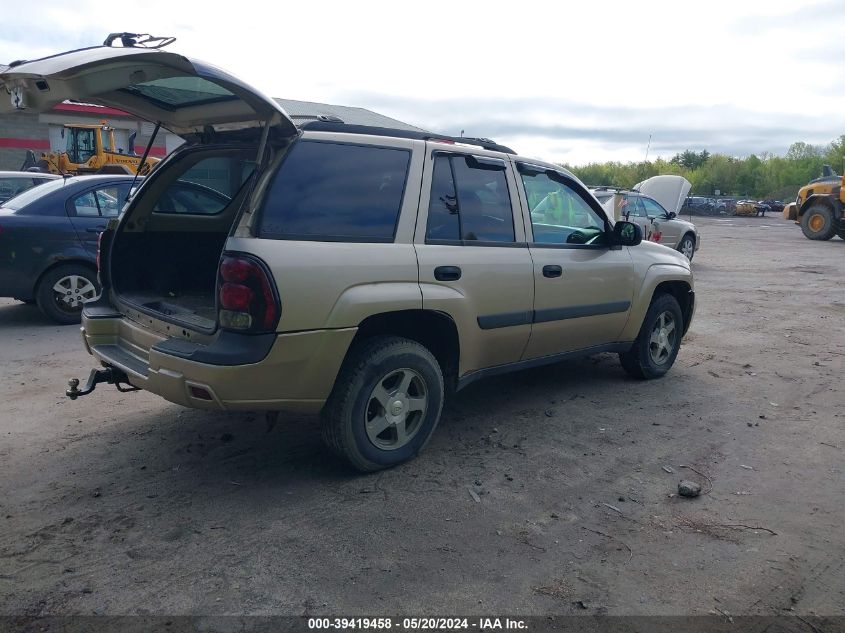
xmin=66 ymin=367 xmax=140 ymax=400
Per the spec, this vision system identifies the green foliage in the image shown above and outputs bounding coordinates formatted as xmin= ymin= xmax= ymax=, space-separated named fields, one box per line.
xmin=564 ymin=136 xmax=845 ymax=199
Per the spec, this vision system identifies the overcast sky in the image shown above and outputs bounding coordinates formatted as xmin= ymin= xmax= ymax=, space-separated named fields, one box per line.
xmin=2 ymin=0 xmax=843 ymax=164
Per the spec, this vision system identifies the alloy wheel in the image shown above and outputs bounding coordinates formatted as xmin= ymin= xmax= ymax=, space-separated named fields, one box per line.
xmin=365 ymin=368 xmax=428 ymax=450
xmin=52 ymin=274 xmax=97 ymax=314
xmin=648 ymin=311 xmax=677 ymax=366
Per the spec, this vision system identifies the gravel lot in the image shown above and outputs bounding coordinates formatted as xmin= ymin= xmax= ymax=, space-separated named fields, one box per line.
xmin=1 ymin=216 xmax=843 ymax=617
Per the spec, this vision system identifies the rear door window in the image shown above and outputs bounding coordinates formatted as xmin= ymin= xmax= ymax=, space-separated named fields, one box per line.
xmin=95 ymin=185 xmax=130 ymax=217
xmin=623 ymin=195 xmax=646 ymax=217
xmin=71 ymin=184 xmax=131 ymax=217
xmin=72 ymin=191 xmax=100 ymax=217
xmin=425 ymin=154 xmax=515 ymax=243
xmin=259 ymin=140 xmax=410 ymax=241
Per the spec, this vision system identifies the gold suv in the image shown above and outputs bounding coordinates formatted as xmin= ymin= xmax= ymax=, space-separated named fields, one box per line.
xmin=1 ymin=42 xmax=695 ymax=471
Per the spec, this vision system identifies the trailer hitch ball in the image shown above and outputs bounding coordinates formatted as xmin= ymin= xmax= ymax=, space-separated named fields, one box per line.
xmin=67 ymin=378 xmax=82 ymax=400
xmin=65 ymin=367 xmax=140 ymax=399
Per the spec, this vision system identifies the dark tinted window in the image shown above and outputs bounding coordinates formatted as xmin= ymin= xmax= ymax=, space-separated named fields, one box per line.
xmin=260 ymin=141 xmax=410 ymax=241
xmin=426 ymin=157 xmax=460 ymax=240
xmin=120 ymin=76 xmax=237 ymax=109
xmin=425 ymin=155 xmax=515 ymax=243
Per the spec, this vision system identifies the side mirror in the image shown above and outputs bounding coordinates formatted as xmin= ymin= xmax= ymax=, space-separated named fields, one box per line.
xmin=612 ymin=221 xmax=642 ymax=247
xmin=668 ymin=211 xmax=677 ymax=219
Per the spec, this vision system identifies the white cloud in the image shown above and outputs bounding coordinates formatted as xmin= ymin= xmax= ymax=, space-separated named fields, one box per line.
xmin=2 ymin=0 xmax=843 ymax=163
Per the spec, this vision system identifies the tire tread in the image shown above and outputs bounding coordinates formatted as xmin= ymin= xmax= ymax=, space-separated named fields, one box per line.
xmin=320 ymin=335 xmax=442 ymax=472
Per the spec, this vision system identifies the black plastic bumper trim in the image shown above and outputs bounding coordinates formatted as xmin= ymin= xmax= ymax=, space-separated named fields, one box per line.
xmin=152 ymin=330 xmax=276 ymax=366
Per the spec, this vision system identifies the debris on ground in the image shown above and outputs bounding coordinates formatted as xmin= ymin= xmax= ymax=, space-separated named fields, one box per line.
xmin=679 ymin=465 xmax=713 ymax=494
xmin=662 ymin=465 xmax=675 ymax=474
xmin=740 ymin=464 xmax=754 ymax=470
xmin=467 ymin=487 xmax=481 ymax=503
xmin=533 ymin=579 xmax=569 ymax=599
xmin=678 ymin=480 xmax=702 ymax=498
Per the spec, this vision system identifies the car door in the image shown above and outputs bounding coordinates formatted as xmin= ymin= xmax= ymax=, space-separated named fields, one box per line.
xmin=622 ymin=194 xmax=655 ymax=239
xmin=514 ymin=163 xmax=636 ymax=357
xmin=641 ymin=196 xmax=681 ymax=247
xmin=67 ymin=183 xmax=130 ymax=255
xmin=415 ymin=150 xmax=534 ymax=376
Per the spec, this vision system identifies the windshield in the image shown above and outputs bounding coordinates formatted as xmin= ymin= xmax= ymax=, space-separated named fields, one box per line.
xmin=1 ymin=178 xmax=70 ymax=210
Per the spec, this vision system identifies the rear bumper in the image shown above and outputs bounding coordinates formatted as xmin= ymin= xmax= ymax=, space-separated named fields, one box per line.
xmin=81 ymin=313 xmax=356 ymax=414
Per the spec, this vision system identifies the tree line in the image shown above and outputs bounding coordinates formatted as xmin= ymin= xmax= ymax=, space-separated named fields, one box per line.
xmin=562 ymin=135 xmax=845 ymax=201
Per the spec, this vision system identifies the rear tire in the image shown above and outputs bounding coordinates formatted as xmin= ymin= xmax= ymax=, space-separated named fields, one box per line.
xmin=321 ymin=336 xmax=444 ymax=472
xmin=35 ymin=264 xmax=99 ymax=325
xmin=620 ymin=293 xmax=683 ymax=379
xmin=800 ymin=204 xmax=837 ymax=240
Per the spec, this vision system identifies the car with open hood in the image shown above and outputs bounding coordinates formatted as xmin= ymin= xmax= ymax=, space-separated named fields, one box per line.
xmin=592 ymin=176 xmax=700 ymax=261
xmin=0 ymin=38 xmax=695 ymax=471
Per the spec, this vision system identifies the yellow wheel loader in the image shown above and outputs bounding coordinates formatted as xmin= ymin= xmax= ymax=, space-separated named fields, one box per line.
xmin=795 ymin=165 xmax=845 ymax=240
xmin=21 ymin=123 xmax=159 ymax=176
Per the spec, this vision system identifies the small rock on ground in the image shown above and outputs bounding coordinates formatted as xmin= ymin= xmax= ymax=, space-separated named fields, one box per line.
xmin=678 ymin=480 xmax=702 ymax=498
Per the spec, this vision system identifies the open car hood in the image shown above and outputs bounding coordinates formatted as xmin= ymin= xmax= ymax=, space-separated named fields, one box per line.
xmin=633 ymin=175 xmax=692 ymax=215
xmin=0 ymin=46 xmax=297 ymax=142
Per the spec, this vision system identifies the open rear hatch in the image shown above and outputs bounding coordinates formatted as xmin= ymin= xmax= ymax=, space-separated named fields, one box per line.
xmin=0 ymin=40 xmax=296 ymax=141
xmin=1 ymin=39 xmax=298 ymax=334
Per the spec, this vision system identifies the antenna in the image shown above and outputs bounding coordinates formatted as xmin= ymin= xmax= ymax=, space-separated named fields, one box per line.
xmin=644 ymin=134 xmax=653 ymax=162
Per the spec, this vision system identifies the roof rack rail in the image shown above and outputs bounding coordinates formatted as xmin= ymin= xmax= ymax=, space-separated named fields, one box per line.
xmin=300 ymin=120 xmax=516 ymax=154
xmin=590 ymin=185 xmax=628 ymax=192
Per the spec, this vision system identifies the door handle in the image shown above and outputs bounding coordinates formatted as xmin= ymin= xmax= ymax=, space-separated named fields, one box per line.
xmin=542 ymin=265 xmax=562 ymax=278
xmin=86 ymin=226 xmax=107 ymax=233
xmin=434 ymin=266 xmax=462 ymax=281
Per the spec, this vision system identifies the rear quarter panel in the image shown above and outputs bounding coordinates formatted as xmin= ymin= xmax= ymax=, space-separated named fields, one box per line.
xmin=226 ymin=133 xmax=426 ymax=333
xmin=0 ymin=212 xmax=91 ymax=299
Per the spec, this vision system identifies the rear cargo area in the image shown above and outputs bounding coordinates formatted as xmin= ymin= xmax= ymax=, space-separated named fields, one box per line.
xmin=110 ymin=146 xmax=257 ymax=332
xmin=112 ymin=231 xmax=228 ymax=330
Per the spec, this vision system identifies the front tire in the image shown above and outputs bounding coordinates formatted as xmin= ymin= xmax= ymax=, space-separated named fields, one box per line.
xmin=800 ymin=204 xmax=837 ymax=240
xmin=620 ymin=293 xmax=683 ymax=379
xmin=35 ymin=264 xmax=99 ymax=324
xmin=678 ymin=234 xmax=696 ymax=261
xmin=321 ymin=336 xmax=444 ymax=472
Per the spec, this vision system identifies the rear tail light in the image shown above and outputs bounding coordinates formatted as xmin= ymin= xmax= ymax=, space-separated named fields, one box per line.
xmin=217 ymin=253 xmax=280 ymax=332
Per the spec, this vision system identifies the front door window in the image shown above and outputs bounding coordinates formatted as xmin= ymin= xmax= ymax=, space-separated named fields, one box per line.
xmin=519 ymin=168 xmax=607 ymax=244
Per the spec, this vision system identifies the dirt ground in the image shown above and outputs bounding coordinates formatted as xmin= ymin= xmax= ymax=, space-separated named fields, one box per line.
xmin=1 ymin=216 xmax=843 ymax=618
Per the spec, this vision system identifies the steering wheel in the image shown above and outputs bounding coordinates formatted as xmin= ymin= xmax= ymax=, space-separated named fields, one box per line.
xmin=566 ymin=230 xmax=588 ymax=244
